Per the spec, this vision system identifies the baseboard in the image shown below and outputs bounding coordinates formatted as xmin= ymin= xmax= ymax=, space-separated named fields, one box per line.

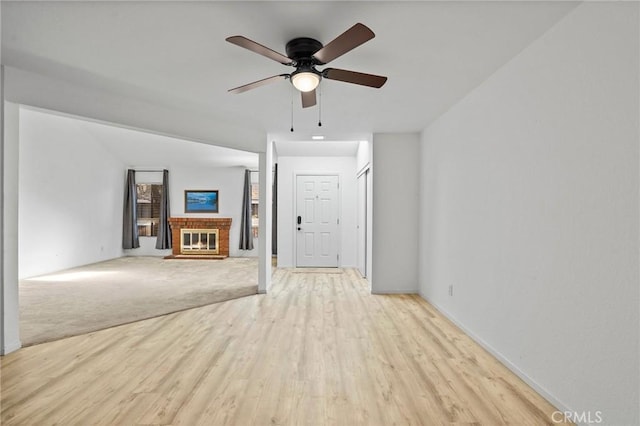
xmin=372 ymin=289 xmax=418 ymax=295
xmin=1 ymin=339 xmax=22 ymax=355
xmin=418 ymin=291 xmax=573 ymax=417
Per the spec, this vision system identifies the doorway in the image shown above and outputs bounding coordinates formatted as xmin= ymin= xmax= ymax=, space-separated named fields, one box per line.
xmin=295 ymin=174 xmax=340 ymax=267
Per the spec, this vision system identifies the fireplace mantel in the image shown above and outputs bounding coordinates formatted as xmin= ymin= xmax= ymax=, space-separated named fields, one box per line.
xmin=168 ymin=217 xmax=232 ymax=258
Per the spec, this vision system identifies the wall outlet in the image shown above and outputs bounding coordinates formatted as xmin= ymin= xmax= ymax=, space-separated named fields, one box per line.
xmin=448 ymin=285 xmax=454 ymax=296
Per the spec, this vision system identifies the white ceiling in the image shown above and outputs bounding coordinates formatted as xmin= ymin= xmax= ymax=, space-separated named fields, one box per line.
xmin=73 ymin=114 xmax=260 ymax=169
xmin=275 ymin=140 xmax=360 ymax=157
xmin=2 ymin=1 xmax=578 ymax=159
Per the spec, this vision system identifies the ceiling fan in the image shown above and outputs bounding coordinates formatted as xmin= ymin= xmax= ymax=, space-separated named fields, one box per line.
xmin=226 ymin=23 xmax=388 ymax=108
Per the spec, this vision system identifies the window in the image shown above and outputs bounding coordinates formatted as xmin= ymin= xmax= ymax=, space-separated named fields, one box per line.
xmin=137 ymin=184 xmax=162 ymax=237
xmin=251 ymin=182 xmax=259 ymax=238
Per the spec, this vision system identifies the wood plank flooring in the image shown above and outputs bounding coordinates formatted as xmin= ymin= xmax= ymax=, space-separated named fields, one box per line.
xmin=1 ymin=268 xmax=569 ymax=425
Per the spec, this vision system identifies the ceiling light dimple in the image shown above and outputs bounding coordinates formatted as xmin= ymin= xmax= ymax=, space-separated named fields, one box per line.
xmin=312 ymin=135 xmax=325 ymax=140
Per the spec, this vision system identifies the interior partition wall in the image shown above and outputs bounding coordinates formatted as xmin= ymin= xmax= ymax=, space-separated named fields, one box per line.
xmin=1 ymin=100 xmax=21 ymax=354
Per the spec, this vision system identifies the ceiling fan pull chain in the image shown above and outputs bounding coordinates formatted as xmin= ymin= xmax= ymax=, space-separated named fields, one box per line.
xmin=318 ymin=85 xmax=322 ymax=127
xmin=290 ymin=85 xmax=295 ymax=132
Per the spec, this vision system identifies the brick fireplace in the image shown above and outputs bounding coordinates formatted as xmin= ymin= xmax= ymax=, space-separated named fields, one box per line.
xmin=167 ymin=217 xmax=232 ymax=258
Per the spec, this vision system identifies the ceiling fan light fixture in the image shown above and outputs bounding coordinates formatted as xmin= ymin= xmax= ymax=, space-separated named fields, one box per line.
xmin=291 ymin=71 xmax=320 ymax=92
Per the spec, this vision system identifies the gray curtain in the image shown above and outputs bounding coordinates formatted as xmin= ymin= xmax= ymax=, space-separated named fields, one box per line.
xmin=239 ymin=169 xmax=254 ymax=250
xmin=122 ymin=169 xmax=140 ymax=249
xmin=155 ymin=169 xmax=172 ymax=249
xmin=272 ymin=164 xmax=278 ymax=255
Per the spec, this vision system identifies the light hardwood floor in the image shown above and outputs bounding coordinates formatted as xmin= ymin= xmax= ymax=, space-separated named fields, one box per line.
xmin=1 ymin=268 xmax=569 ymax=425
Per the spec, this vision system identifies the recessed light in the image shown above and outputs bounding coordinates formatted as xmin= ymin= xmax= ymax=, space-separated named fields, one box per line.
xmin=312 ymin=135 xmax=324 ymax=140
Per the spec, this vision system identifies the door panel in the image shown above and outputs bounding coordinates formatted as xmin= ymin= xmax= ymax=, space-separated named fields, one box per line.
xmin=304 ymin=199 xmax=314 ymax=222
xmin=296 ymin=175 xmax=339 ymax=267
xmin=321 ymin=232 xmax=331 ymax=255
xmin=304 ymin=233 xmax=314 ymax=256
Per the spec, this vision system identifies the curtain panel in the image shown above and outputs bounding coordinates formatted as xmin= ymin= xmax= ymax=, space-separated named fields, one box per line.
xmin=239 ymin=169 xmax=254 ymax=250
xmin=122 ymin=169 xmax=140 ymax=249
xmin=155 ymin=169 xmax=172 ymax=249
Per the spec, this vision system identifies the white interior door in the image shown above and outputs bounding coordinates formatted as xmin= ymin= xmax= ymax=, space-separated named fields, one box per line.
xmin=296 ymin=175 xmax=339 ymax=267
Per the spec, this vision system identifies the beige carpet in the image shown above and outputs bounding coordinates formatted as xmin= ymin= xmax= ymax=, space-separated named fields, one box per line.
xmin=19 ymin=256 xmax=258 ymax=346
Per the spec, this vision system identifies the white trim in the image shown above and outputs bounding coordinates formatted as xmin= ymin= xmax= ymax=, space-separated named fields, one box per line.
xmin=356 ymin=163 xmax=370 ymax=178
xmin=373 ymin=289 xmax=418 ymax=295
xmin=418 ymin=291 xmax=574 ymax=416
xmin=1 ymin=339 xmax=21 ymax=355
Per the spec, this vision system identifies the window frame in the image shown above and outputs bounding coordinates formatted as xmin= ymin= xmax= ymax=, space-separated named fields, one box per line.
xmin=136 ymin=183 xmax=163 ymax=237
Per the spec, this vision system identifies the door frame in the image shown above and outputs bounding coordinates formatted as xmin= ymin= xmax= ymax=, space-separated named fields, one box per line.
xmin=293 ymin=172 xmax=341 ymax=268
xmin=356 ymin=166 xmax=369 ymax=278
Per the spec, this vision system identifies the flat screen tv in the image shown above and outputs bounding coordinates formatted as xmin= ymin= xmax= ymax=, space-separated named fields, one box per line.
xmin=184 ymin=190 xmax=219 ymax=213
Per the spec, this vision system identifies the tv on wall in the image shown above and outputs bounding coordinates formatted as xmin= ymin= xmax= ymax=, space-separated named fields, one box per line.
xmin=184 ymin=190 xmax=219 ymax=213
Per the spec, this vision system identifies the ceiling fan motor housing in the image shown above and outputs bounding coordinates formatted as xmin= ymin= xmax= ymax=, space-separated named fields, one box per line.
xmin=285 ymin=37 xmax=324 ymax=64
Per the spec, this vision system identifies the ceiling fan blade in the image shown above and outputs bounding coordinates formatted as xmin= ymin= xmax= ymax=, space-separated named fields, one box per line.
xmin=312 ymin=23 xmax=375 ymax=65
xmin=226 ymin=36 xmax=293 ymax=65
xmin=301 ymin=90 xmax=317 ymax=108
xmin=323 ymin=68 xmax=387 ymax=88
xmin=228 ymin=74 xmax=289 ymax=94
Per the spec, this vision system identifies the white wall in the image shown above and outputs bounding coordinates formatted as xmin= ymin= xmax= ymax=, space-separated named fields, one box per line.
xmin=2 ymin=101 xmax=21 ymax=353
xmin=371 ymin=133 xmax=420 ymax=294
xmin=125 ymin=236 xmax=171 ymax=257
xmin=258 ymin=146 xmax=273 ymax=293
xmin=1 ymin=66 xmax=5 ymax=354
xmin=19 ymin=108 xmax=125 ymax=278
xmin=277 ymin=156 xmax=357 ymax=268
xmin=356 ymin=140 xmax=371 ymax=173
xmin=169 ymin=166 xmax=257 ymax=258
xmin=419 ymin=3 xmax=638 ymax=424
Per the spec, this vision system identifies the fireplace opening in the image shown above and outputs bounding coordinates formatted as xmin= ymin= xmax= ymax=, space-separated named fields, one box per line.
xmin=180 ymin=229 xmax=219 ymax=255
